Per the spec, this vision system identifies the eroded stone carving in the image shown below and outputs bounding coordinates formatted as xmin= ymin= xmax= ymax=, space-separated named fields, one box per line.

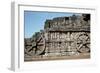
xmin=24 ymin=14 xmax=90 ymax=61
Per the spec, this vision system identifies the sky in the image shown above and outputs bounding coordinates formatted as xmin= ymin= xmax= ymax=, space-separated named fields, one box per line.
xmin=24 ymin=11 xmax=80 ymax=38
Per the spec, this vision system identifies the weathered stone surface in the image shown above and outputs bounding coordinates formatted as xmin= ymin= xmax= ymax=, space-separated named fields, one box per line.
xmin=24 ymin=14 xmax=90 ymax=61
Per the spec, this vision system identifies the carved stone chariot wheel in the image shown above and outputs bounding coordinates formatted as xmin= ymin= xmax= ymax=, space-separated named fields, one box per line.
xmin=25 ymin=33 xmax=45 ymax=56
xmin=76 ymin=33 xmax=90 ymax=53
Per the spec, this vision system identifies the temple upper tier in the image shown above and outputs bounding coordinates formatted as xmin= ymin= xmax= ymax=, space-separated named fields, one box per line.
xmin=44 ymin=14 xmax=90 ymax=32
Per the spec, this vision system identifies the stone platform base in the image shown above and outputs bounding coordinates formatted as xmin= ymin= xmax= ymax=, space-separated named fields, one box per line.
xmin=24 ymin=53 xmax=90 ymax=62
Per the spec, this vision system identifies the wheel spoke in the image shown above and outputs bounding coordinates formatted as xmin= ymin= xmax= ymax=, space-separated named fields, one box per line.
xmin=86 ymin=36 xmax=89 ymax=41
xmin=37 ymin=36 xmax=42 ymax=43
xmin=27 ymin=46 xmax=32 ymax=52
xmin=77 ymin=40 xmax=82 ymax=44
xmin=78 ymin=44 xmax=83 ymax=50
xmin=27 ymin=46 xmax=36 ymax=52
xmin=37 ymin=43 xmax=44 ymax=46
xmin=85 ymin=44 xmax=90 ymax=49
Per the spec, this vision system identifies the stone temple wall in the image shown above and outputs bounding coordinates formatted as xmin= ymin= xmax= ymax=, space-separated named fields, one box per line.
xmin=44 ymin=14 xmax=90 ymax=56
xmin=24 ymin=14 xmax=90 ymax=61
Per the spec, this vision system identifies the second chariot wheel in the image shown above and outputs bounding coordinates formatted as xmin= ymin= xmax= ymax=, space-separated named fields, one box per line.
xmin=76 ymin=33 xmax=90 ymax=53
